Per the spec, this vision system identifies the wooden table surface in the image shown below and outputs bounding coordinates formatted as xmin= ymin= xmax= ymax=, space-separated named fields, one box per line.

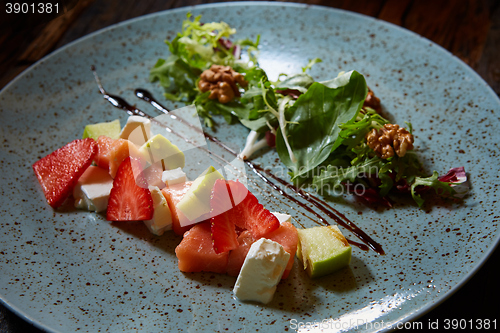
xmin=1 ymin=0 xmax=498 ymax=331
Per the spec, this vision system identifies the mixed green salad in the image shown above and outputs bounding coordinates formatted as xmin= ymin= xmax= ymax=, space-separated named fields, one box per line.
xmin=149 ymin=13 xmax=468 ymax=207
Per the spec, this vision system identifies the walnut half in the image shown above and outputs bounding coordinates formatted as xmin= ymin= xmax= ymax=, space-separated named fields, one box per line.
xmin=198 ymin=65 xmax=248 ymax=104
xmin=366 ymin=124 xmax=414 ymax=159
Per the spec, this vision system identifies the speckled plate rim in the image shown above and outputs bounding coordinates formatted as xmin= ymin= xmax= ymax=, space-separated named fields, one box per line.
xmin=1 ymin=2 xmax=499 ymax=332
xmin=405 ymin=236 xmax=500 ymax=323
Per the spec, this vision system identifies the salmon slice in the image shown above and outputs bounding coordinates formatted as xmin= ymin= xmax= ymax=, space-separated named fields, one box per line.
xmin=265 ymin=221 xmax=298 ymax=279
xmin=226 ymin=230 xmax=254 ymax=277
xmin=95 ymin=136 xmax=143 ymax=178
xmin=175 ymin=221 xmax=228 ymax=273
xmin=95 ymin=136 xmax=114 ymax=170
xmin=161 ymin=181 xmax=198 ymax=235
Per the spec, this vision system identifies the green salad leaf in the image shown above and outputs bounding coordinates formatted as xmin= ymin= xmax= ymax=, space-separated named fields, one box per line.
xmin=275 ymin=73 xmax=315 ymax=93
xmin=169 ymin=13 xmax=237 ymax=70
xmin=302 ymin=58 xmax=322 ymax=73
xmin=149 ymin=56 xmax=201 ymax=103
xmin=275 ymin=71 xmax=368 ymax=179
xmin=312 ymin=156 xmax=383 ymax=193
xmin=411 ymin=171 xmax=457 ymax=207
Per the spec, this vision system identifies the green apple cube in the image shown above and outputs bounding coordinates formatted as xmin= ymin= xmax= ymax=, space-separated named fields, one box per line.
xmin=176 ymin=166 xmax=224 ymax=224
xmin=139 ymin=134 xmax=185 ymax=170
xmin=297 ymin=225 xmax=351 ymax=278
xmin=82 ymin=119 xmax=121 ymax=140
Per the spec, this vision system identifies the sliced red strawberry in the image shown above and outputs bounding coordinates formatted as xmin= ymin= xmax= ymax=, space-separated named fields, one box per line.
xmin=32 ymin=138 xmax=97 ymax=208
xmin=210 ymin=179 xmax=279 ymax=253
xmin=106 ymin=157 xmax=153 ymax=221
xmin=210 ymin=180 xmax=239 ymax=254
xmin=211 ymin=214 xmax=239 ymax=254
xmin=228 ymin=180 xmax=280 ymax=238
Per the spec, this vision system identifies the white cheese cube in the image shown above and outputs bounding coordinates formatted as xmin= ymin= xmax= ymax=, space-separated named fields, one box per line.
xmin=143 ymin=186 xmax=172 ymax=236
xmin=161 ymin=167 xmax=187 ymax=187
xmin=119 ymin=115 xmax=151 ymax=146
xmin=271 ymin=212 xmax=291 ymax=224
xmin=233 ymin=238 xmax=290 ymax=304
xmin=73 ymin=166 xmax=113 ymax=213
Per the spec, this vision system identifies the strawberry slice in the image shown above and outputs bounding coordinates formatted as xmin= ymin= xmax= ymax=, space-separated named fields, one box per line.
xmin=210 ymin=180 xmax=239 ymax=254
xmin=106 ymin=157 xmax=153 ymax=221
xmin=210 ymin=179 xmax=279 ymax=253
xmin=32 ymin=138 xmax=97 ymax=208
xmin=228 ymin=180 xmax=280 ymax=238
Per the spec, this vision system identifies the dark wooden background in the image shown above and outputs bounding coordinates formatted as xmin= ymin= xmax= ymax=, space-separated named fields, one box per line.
xmin=0 ymin=0 xmax=498 ymax=331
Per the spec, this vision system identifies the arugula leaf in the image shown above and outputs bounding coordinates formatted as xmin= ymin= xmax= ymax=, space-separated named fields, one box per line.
xmin=312 ymin=156 xmax=383 ymax=193
xmin=302 ymin=58 xmax=322 ymax=72
xmin=149 ymin=56 xmax=201 ymax=103
xmin=377 ymin=172 xmax=394 ymax=197
xmin=275 ymin=71 xmax=368 ymax=179
xmin=240 ymin=113 xmax=277 ymax=132
xmin=411 ymin=171 xmax=456 ymax=207
xmin=335 ymin=108 xmax=388 ymax=152
xmin=240 ymin=67 xmax=275 ymax=122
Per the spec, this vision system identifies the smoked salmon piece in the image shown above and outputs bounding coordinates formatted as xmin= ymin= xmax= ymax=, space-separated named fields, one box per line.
xmin=95 ymin=136 xmax=114 ymax=170
xmin=95 ymin=136 xmax=142 ymax=178
xmin=161 ymin=181 xmax=196 ymax=235
xmin=226 ymin=230 xmax=254 ymax=277
xmin=175 ymin=222 xmax=228 ymax=273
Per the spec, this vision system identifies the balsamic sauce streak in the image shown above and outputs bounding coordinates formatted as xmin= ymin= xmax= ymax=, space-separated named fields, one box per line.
xmin=264 ymin=172 xmax=382 ymax=253
xmin=91 ymin=67 xmax=383 ymax=254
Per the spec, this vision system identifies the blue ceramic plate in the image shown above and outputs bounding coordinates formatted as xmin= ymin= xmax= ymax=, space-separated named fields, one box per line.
xmin=1 ymin=2 xmax=499 ymax=332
